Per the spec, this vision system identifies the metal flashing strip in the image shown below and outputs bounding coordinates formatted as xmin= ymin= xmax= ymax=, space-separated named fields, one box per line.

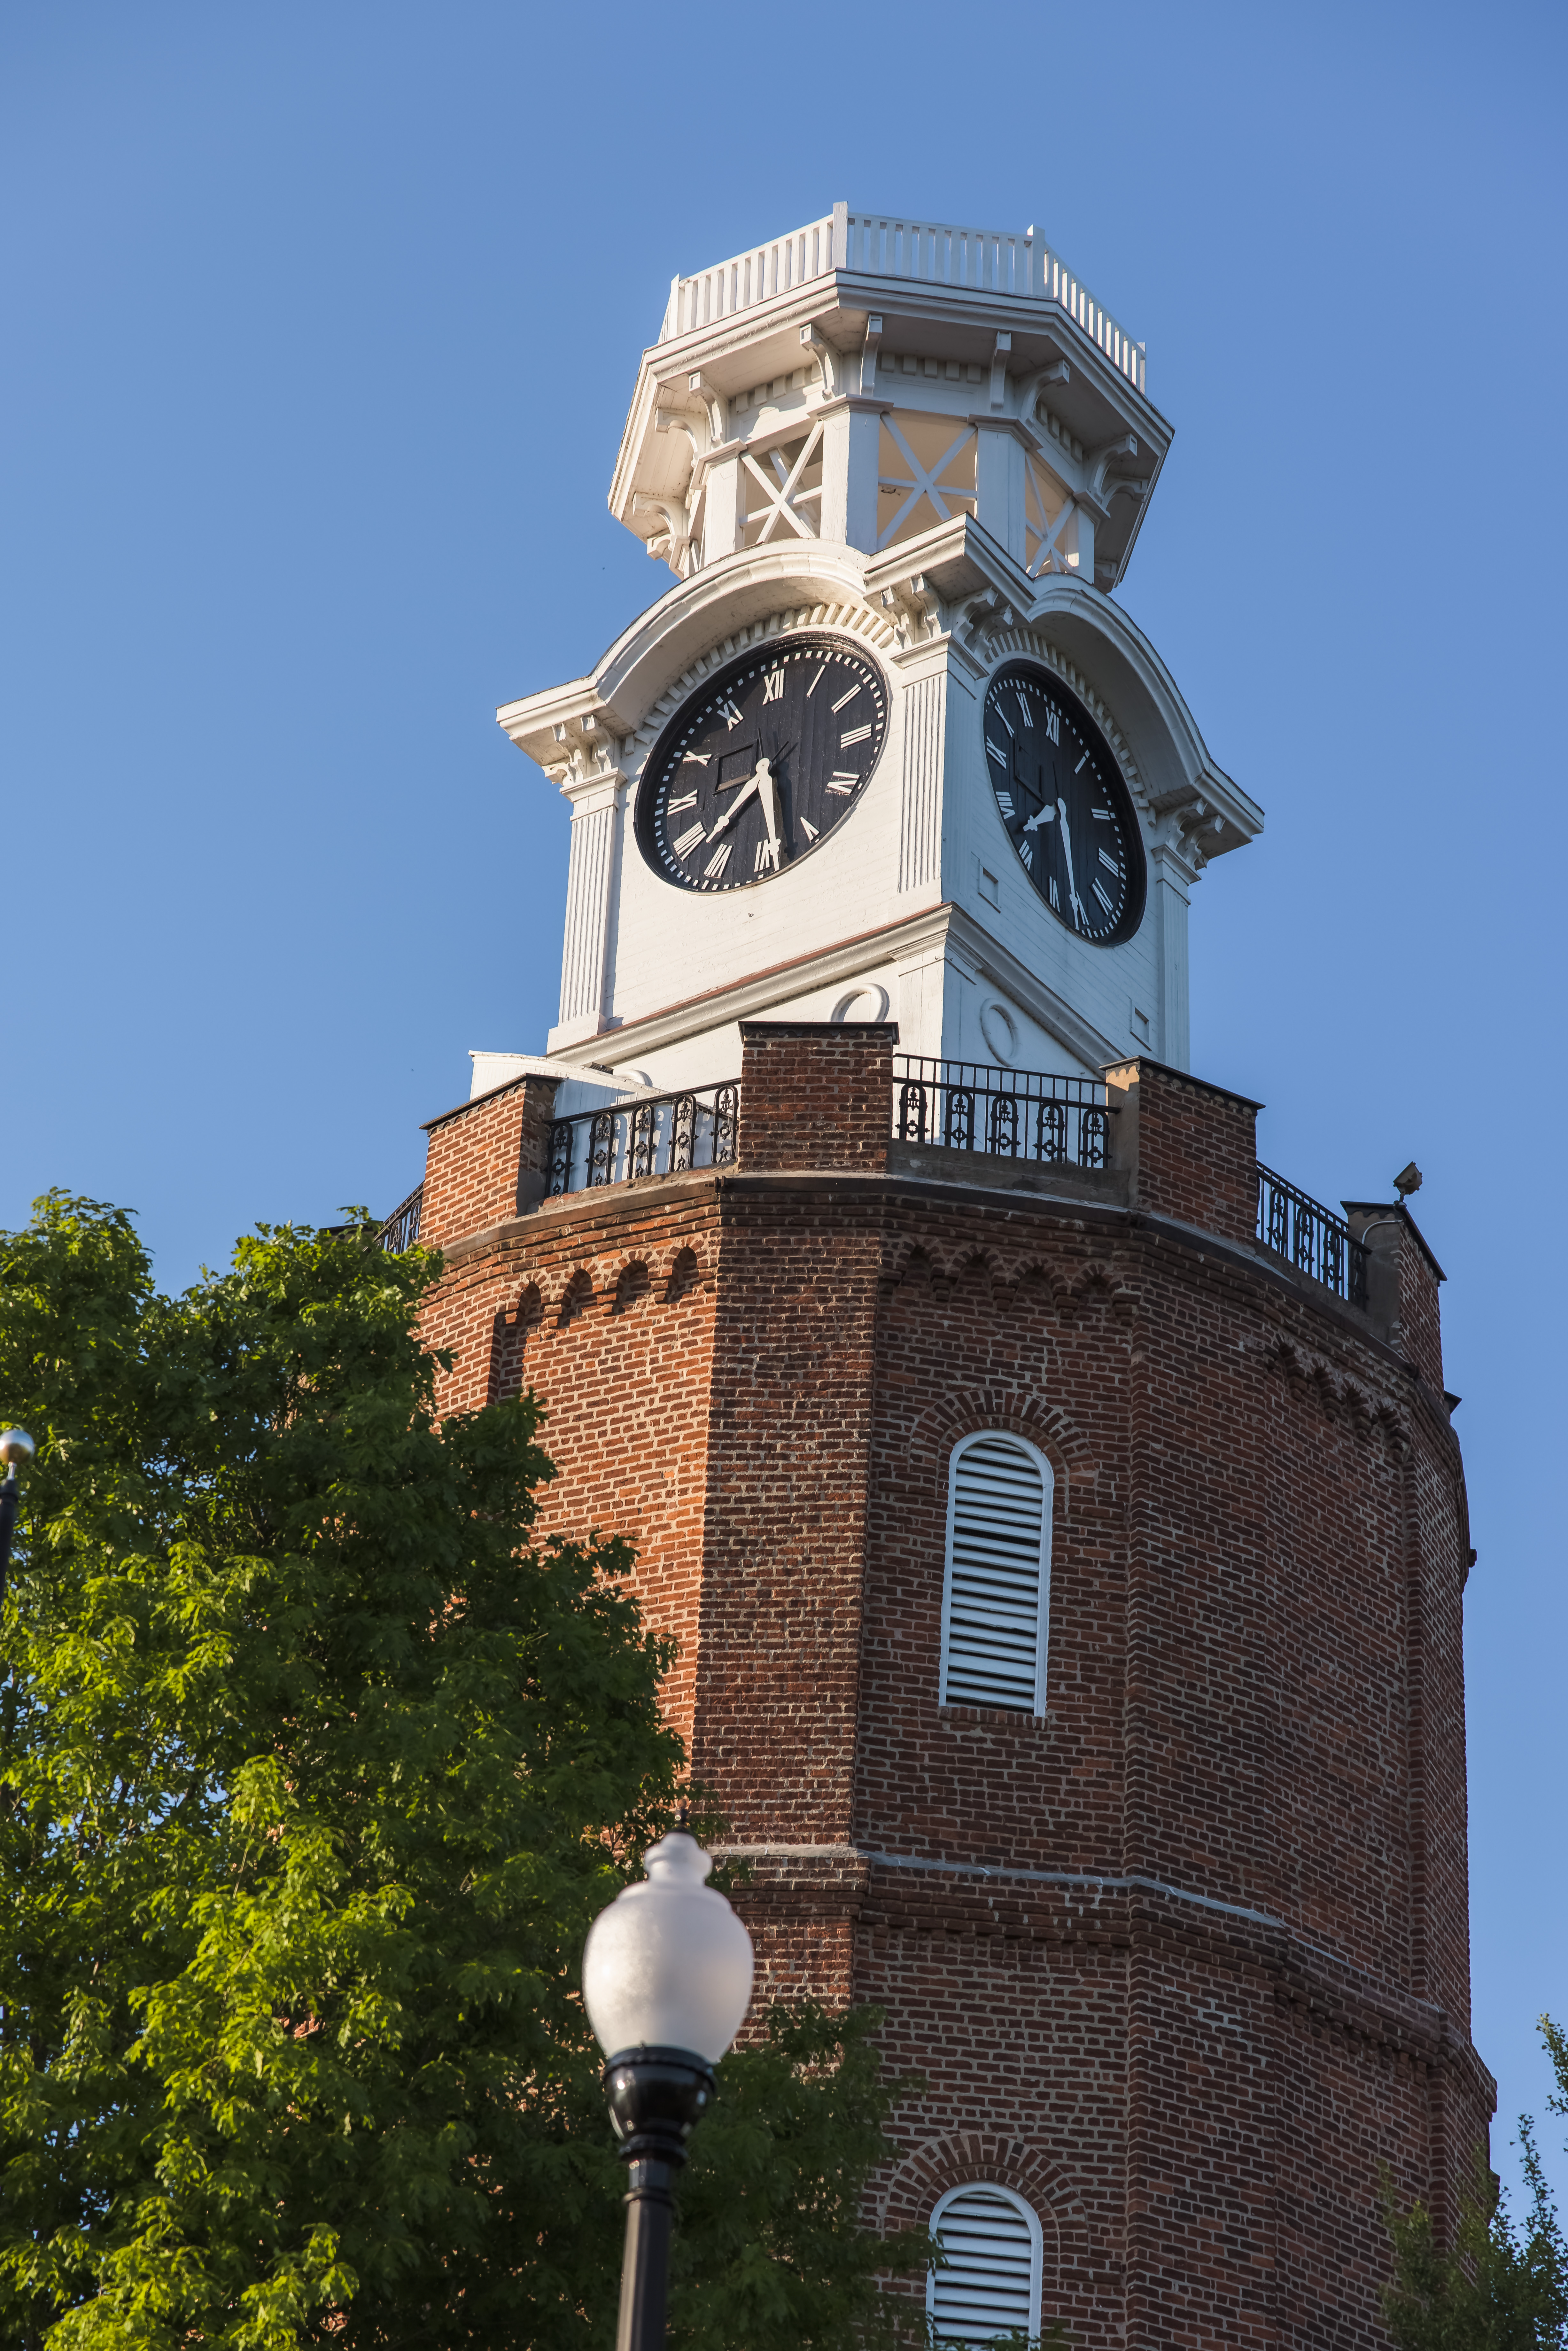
xmin=716 ymin=1842 xmax=1446 ymax=2022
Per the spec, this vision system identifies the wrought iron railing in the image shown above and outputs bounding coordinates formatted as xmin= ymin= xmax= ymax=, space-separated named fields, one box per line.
xmin=548 ymin=1083 xmax=739 ymax=1199
xmin=660 ymin=204 xmax=1146 ymax=395
xmin=1256 ymin=1165 xmax=1368 ymax=1307
xmin=379 ymin=1183 xmax=423 ymax=1253
xmin=893 ymin=1057 xmax=1113 ymax=1171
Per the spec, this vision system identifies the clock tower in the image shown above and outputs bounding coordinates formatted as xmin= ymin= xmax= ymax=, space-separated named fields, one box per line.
xmin=480 ymin=204 xmax=1258 ymax=1112
xmin=400 ymin=206 xmax=1488 ymax=2348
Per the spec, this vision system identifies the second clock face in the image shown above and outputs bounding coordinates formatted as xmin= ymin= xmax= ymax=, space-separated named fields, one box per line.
xmin=983 ymin=660 xmax=1146 ymax=945
xmin=636 ymin=634 xmax=889 ymax=892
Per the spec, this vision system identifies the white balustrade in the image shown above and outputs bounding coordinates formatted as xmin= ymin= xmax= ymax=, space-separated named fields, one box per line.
xmin=659 ymin=204 xmax=1146 ymax=397
xmin=659 ymin=213 xmax=838 ymax=342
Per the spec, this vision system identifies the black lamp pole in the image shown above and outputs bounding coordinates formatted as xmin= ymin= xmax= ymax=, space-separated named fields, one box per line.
xmin=601 ymin=2046 xmax=717 ymax=2351
xmin=0 ymin=1430 xmax=35 ymax=1607
xmin=582 ymin=1824 xmax=753 ymax=2351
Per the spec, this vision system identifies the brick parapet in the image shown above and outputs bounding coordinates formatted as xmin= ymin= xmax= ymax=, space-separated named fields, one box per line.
xmin=1105 ymin=1055 xmax=1260 ymax=1242
xmin=736 ymin=1019 xmax=896 ymax=1172
xmin=1347 ymin=1200 xmax=1447 ymax=1395
xmin=418 ymin=1073 xmax=559 ymax=1250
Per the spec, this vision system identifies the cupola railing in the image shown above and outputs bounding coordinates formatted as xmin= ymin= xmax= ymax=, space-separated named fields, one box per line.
xmin=547 ymin=1083 xmax=739 ymax=1199
xmin=1255 ymin=1165 xmax=1368 ymax=1308
xmin=659 ymin=204 xmax=1146 ymax=396
xmin=893 ymin=1056 xmax=1114 ymax=1171
xmin=378 ymin=1183 xmax=423 ymax=1253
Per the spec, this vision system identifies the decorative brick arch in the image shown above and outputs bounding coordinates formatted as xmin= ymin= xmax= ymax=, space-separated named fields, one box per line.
xmin=613 ymin=1259 xmax=651 ymax=1313
xmin=557 ymin=1268 xmax=595 ymax=1328
xmin=488 ymin=1281 xmax=543 ymax=1403
xmin=904 ymin=1385 xmax=1097 ymax=1526
xmin=664 ymin=1245 xmax=703 ymax=1303
xmin=877 ymin=2130 xmax=1089 ymax=2286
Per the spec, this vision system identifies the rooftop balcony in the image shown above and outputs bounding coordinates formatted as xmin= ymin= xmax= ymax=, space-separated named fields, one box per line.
xmin=612 ymin=204 xmax=1165 ymax=587
xmin=393 ymin=1027 xmax=1445 ymax=1383
xmin=658 ymin=204 xmax=1146 ymax=398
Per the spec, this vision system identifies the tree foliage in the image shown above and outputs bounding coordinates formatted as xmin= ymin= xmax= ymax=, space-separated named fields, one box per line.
xmin=0 ymin=1194 xmax=930 ymax=2350
xmin=1383 ymin=2023 xmax=1568 ymax=2350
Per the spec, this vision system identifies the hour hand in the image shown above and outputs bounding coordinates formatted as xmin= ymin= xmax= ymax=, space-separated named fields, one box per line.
xmin=1022 ymin=804 xmax=1055 ymax=833
xmin=708 ymin=775 xmax=759 ymax=837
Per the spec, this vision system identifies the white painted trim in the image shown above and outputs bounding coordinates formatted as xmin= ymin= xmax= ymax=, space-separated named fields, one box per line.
xmin=939 ymin=1430 xmax=1055 ymax=1715
xmin=928 ymin=2183 xmax=1044 ymax=2345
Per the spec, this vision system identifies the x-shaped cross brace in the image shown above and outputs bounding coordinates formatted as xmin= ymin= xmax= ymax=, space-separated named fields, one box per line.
xmin=875 ymin=418 xmax=977 ymax=550
xmin=740 ymin=421 xmax=825 ymax=542
xmin=1024 ymin=453 xmax=1078 ymax=579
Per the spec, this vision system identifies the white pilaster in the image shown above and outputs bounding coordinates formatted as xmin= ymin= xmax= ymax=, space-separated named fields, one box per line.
xmin=1150 ymin=843 xmax=1193 ymax=1070
xmin=896 ymin=661 xmax=946 ymax=893
xmin=550 ymin=766 xmax=625 ymax=1049
xmin=701 ymin=454 xmax=744 ymax=567
xmin=1056 ymin=502 xmax=1096 ymax=582
xmin=818 ymin=400 xmax=883 ymax=552
xmin=973 ymin=423 xmax=1027 ymax=564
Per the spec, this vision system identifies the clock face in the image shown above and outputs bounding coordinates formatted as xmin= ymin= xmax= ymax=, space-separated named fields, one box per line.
xmin=636 ymin=634 xmax=889 ymax=892
xmin=983 ymin=660 xmax=1146 ymax=945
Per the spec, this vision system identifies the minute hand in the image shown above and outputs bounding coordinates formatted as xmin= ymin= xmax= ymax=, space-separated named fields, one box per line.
xmin=1057 ymin=798 xmax=1087 ymax=928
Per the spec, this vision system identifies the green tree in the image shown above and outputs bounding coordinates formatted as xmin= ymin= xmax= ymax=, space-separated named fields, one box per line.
xmin=0 ymin=1194 xmax=928 ymax=2351
xmin=1382 ymin=2023 xmax=1568 ymax=2349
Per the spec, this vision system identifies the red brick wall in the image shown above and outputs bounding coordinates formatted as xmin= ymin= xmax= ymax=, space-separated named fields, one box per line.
xmin=1346 ymin=1203 xmax=1447 ymax=1397
xmin=1394 ymin=1216 xmax=1447 ymax=1395
xmin=420 ymin=1074 xmax=558 ymax=1251
xmin=419 ymin=1176 xmax=720 ymax=1752
xmin=737 ymin=1020 xmax=894 ymax=1172
xmin=1106 ymin=1056 xmax=1260 ymax=1243
xmin=408 ymin=1035 xmax=1486 ymax=2348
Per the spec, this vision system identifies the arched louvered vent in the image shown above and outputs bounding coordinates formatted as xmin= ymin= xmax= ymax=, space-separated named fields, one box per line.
xmin=939 ymin=1433 xmax=1052 ymax=1713
xmin=928 ymin=2184 xmax=1043 ymax=2344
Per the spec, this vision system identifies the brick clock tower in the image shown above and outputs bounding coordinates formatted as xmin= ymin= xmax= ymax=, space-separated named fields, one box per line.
xmin=400 ymin=208 xmax=1490 ymax=2346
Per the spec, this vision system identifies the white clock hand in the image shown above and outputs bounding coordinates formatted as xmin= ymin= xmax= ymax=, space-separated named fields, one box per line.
xmin=1022 ymin=803 xmax=1055 ymax=834
xmin=708 ymin=773 xmax=760 ymax=837
xmin=1057 ymin=797 xmax=1087 ymax=926
xmin=754 ymin=756 xmax=782 ymax=853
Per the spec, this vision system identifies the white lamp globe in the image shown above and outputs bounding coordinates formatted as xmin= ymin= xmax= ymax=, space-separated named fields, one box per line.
xmin=582 ymin=1829 xmax=755 ymax=2065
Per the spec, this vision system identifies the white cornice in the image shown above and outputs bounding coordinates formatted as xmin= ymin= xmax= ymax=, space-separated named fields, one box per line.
xmin=540 ymin=898 xmax=1119 ymax=1078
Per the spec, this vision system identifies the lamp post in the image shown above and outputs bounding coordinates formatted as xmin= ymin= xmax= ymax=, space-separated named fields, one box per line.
xmin=582 ymin=1824 xmax=755 ymax=2351
xmin=0 ymin=1429 xmax=35 ymax=1605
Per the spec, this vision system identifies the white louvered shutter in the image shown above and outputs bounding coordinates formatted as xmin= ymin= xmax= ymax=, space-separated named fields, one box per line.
xmin=940 ymin=1435 xmax=1051 ymax=1712
xmin=928 ymin=2185 xmax=1042 ymax=2344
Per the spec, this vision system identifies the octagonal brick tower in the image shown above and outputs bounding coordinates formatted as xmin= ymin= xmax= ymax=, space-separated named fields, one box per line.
xmin=398 ymin=206 xmax=1490 ymax=2348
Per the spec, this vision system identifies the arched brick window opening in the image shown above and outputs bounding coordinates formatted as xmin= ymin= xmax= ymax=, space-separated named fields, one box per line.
xmin=928 ymin=2183 xmax=1043 ymax=2344
xmin=665 ymin=1248 xmax=700 ymax=1304
xmin=488 ymin=1284 xmax=542 ymax=1403
xmin=939 ymin=1432 xmax=1053 ymax=1713
xmin=558 ymin=1271 xmax=594 ymax=1328
xmin=615 ymin=1261 xmax=651 ymax=1314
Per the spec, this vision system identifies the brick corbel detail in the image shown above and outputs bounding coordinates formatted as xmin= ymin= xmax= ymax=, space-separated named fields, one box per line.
xmin=418 ymin=1074 xmax=560 ymax=1251
xmin=737 ymin=1020 xmax=897 ymax=1172
xmin=1103 ymin=1056 xmax=1260 ymax=1243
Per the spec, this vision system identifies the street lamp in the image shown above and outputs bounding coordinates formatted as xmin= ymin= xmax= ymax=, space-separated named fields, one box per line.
xmin=0 ymin=1429 xmax=35 ymax=1604
xmin=582 ymin=1824 xmax=755 ymax=2351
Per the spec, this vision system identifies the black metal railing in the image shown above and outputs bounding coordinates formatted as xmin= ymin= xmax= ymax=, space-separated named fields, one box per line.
xmin=379 ymin=1183 xmax=423 ymax=1253
xmin=1256 ymin=1164 xmax=1368 ymax=1307
xmin=893 ymin=1056 xmax=1114 ymax=1171
xmin=548 ymin=1082 xmax=739 ymax=1199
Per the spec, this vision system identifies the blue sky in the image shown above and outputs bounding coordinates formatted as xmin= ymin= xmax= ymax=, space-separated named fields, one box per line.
xmin=4 ymin=0 xmax=1564 ymax=2215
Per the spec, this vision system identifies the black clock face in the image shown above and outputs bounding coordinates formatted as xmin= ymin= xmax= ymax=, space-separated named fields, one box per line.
xmin=983 ymin=661 xmax=1146 ymax=946
xmin=636 ymin=634 xmax=889 ymax=892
